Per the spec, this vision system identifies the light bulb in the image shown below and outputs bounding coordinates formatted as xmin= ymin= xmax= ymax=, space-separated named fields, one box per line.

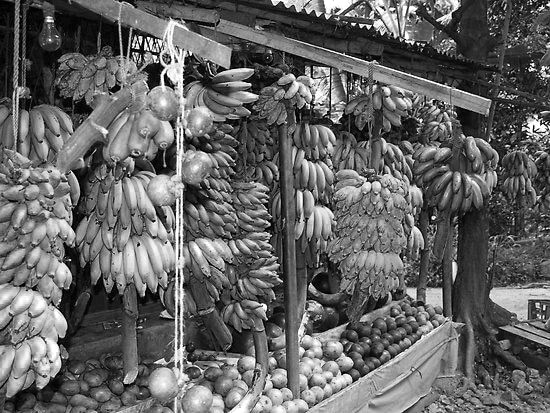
xmin=39 ymin=15 xmax=61 ymax=52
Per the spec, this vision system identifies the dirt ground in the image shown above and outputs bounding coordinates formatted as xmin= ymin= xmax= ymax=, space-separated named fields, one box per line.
xmin=406 ymin=287 xmax=550 ymax=320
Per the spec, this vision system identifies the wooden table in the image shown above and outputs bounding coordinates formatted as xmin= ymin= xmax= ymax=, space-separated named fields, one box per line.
xmin=499 ymin=320 xmax=550 ymax=348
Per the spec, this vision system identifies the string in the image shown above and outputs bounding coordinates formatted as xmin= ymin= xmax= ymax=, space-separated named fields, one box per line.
xmin=21 ymin=0 xmax=28 ymax=89
xmin=12 ymin=0 xmax=21 ymax=151
xmin=366 ymin=61 xmax=374 ymax=137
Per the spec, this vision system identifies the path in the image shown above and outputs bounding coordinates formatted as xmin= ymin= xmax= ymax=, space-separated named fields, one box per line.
xmin=406 ymin=287 xmax=549 ymax=320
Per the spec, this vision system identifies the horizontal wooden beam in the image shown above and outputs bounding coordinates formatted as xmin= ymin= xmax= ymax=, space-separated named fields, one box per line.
xmin=205 ymin=19 xmax=491 ymax=115
xmin=135 ymin=1 xmax=220 ymax=24
xmin=69 ymin=0 xmax=232 ymax=68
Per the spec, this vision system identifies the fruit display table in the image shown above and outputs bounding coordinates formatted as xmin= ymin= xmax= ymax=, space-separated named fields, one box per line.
xmin=310 ymin=320 xmax=460 ymax=413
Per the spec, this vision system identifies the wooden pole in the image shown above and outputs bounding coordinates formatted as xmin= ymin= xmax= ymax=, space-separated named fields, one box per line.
xmin=296 ymin=251 xmax=308 ymax=321
xmin=122 ymin=286 xmax=139 ymax=384
xmin=442 ymin=222 xmax=454 ymax=317
xmin=278 ymin=121 xmax=300 ymax=398
xmin=416 ymin=206 xmax=430 ymax=304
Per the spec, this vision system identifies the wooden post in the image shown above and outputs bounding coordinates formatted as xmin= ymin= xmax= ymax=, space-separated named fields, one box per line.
xmin=278 ymin=122 xmax=300 ymax=398
xmin=442 ymin=222 xmax=454 ymax=317
xmin=416 ymin=206 xmax=430 ymax=304
xmin=122 ymin=286 xmax=139 ymax=384
xmin=296 ymin=251 xmax=308 ymax=321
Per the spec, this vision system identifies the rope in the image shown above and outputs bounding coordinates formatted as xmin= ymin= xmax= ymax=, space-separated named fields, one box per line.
xmin=12 ymin=0 xmax=21 ymax=151
xmin=21 ymin=0 xmax=28 ymax=89
xmin=366 ymin=61 xmax=374 ymax=137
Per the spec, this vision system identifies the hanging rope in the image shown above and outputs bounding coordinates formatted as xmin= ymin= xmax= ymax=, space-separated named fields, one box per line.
xmin=366 ymin=61 xmax=374 ymax=137
xmin=12 ymin=0 xmax=22 ymax=151
xmin=21 ymin=0 xmax=28 ymax=90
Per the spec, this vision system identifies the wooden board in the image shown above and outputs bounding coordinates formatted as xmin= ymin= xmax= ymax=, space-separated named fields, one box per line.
xmin=135 ymin=1 xmax=220 ymax=24
xmin=69 ymin=0 xmax=232 ymax=68
xmin=514 ymin=323 xmax=550 ymax=340
xmin=200 ymin=19 xmax=492 ymax=115
xmin=499 ymin=325 xmax=550 ymax=348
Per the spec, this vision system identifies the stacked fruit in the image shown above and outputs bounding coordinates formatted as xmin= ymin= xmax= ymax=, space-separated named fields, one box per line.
xmin=75 ymin=162 xmax=175 ymax=296
xmin=221 ymin=181 xmax=281 ymax=332
xmin=500 ymin=150 xmax=537 ymax=206
xmin=102 ymin=108 xmax=174 ymax=164
xmin=253 ymin=74 xmax=314 ymax=125
xmin=416 ymin=101 xmax=457 ymax=142
xmin=328 ymin=170 xmax=410 ymax=322
xmin=234 ymin=119 xmax=279 ymax=187
xmin=344 ymin=84 xmax=413 ymax=131
xmin=271 ymin=121 xmax=336 ymax=266
xmin=535 ymin=150 xmax=550 ymax=210
xmin=0 ymin=104 xmax=74 ymax=163
xmin=183 ymin=69 xmax=259 ymax=122
xmin=413 ymin=136 xmax=499 ymax=213
xmin=56 ymin=47 xmax=138 ymax=104
xmin=337 ymin=299 xmax=445 ymax=382
xmin=0 ymin=149 xmax=77 ymax=397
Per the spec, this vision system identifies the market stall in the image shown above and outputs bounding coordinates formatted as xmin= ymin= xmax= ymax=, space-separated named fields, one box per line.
xmin=0 ymin=0 xmax=496 ymax=412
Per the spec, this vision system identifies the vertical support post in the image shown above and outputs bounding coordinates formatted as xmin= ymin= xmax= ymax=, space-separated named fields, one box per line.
xmin=442 ymin=222 xmax=454 ymax=317
xmin=122 ymin=286 xmax=139 ymax=384
xmin=278 ymin=122 xmax=299 ymax=398
xmin=416 ymin=206 xmax=430 ymax=304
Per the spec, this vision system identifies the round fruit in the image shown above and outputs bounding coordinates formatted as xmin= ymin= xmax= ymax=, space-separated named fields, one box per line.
xmin=266 ymin=388 xmax=284 ymax=406
xmin=431 ymin=319 xmax=440 ymax=328
xmin=298 ymin=362 xmax=313 ymax=378
xmin=381 ymin=332 xmax=394 ymax=344
xmin=322 ymin=370 xmax=334 ymax=384
xmin=186 ymin=107 xmax=213 ymax=137
xmin=303 ymin=349 xmax=317 ymax=359
xmin=389 ymin=306 xmax=401 ymax=317
xmin=372 ymin=318 xmax=387 ymax=333
xmin=380 ymin=350 xmax=391 ymax=364
xmin=310 ymin=386 xmax=325 ymax=403
xmin=336 ymin=356 xmax=354 ymax=372
xmin=280 ymin=387 xmax=294 ymax=401
xmin=213 ymin=376 xmax=233 ymax=396
xmin=147 ymin=86 xmax=179 ymax=121
xmin=352 ymin=358 xmax=365 ymax=371
xmin=237 ymin=356 xmax=256 ymax=374
xmin=348 ymin=369 xmax=361 ymax=382
xmin=147 ymin=368 xmax=178 ymax=402
xmin=301 ymin=389 xmax=317 ymax=408
xmin=299 ymin=374 xmax=308 ymax=391
xmin=241 ymin=370 xmax=254 ymax=387
xmin=294 ymin=398 xmax=309 ymax=413
xmin=225 ymin=388 xmax=245 ymax=409
xmin=408 ymin=321 xmax=419 ymax=333
xmin=386 ymin=318 xmax=397 ymax=331
xmin=342 ymin=329 xmax=359 ymax=342
xmin=255 ymin=395 xmax=272 ymax=413
xmin=434 ymin=305 xmax=443 ymax=315
xmin=146 ymin=174 xmax=178 ymax=207
xmin=181 ymin=150 xmax=213 ymax=186
xmin=184 ymin=366 xmax=201 ymax=380
xmin=323 ymin=340 xmax=344 ymax=360
xmin=370 ymin=328 xmax=382 ymax=338
xmin=270 ymin=405 xmax=286 ymax=413
xmin=180 ymin=385 xmax=213 ymax=413
xmin=322 ymin=361 xmax=340 ymax=376
xmin=283 ymin=400 xmax=299 ymax=413
xmin=358 ymin=364 xmax=370 ymax=376
xmin=357 ymin=324 xmax=372 ymax=338
xmin=309 ymin=373 xmax=327 ymax=388
xmin=387 ymin=344 xmax=399 ymax=357
xmin=203 ymin=367 xmax=223 ymax=382
xmin=395 ymin=315 xmax=407 ymax=326
xmin=300 ymin=335 xmax=315 ymax=349
xmin=271 ymin=373 xmax=288 ymax=389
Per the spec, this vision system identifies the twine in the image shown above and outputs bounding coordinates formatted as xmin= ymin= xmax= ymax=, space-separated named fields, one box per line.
xmin=366 ymin=60 xmax=374 ymax=137
xmin=12 ymin=0 xmax=22 ymax=151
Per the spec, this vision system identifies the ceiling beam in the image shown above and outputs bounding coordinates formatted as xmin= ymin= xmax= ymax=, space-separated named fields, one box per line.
xmin=134 ymin=1 xmax=220 ymax=25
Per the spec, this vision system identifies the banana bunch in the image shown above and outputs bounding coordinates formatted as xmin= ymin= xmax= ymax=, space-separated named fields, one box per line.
xmin=220 ymin=180 xmax=281 ymax=332
xmin=0 ymin=286 xmax=67 ymax=396
xmin=535 ymin=151 xmax=550 ymax=210
xmin=332 ymin=131 xmax=414 ymax=183
xmin=406 ymin=225 xmax=425 ymax=260
xmin=409 ymin=184 xmax=424 ymax=215
xmin=103 ymin=108 xmax=175 ymax=164
xmin=416 ymin=101 xmax=457 ymax=142
xmin=56 ymin=47 xmax=138 ymax=104
xmin=328 ymin=170 xmax=411 ymax=321
xmin=183 ymin=68 xmax=259 ymax=122
xmin=234 ymin=119 xmax=279 ymax=186
xmin=500 ymin=150 xmax=537 ymax=206
xmin=0 ymin=104 xmax=74 ymax=163
xmin=253 ymin=74 xmax=314 ymax=125
xmin=76 ymin=163 xmax=175 ymax=296
xmin=1 ymin=294 xmax=66 ymax=396
xmin=413 ymin=137 xmax=498 ymax=213
xmin=344 ymin=84 xmax=413 ymax=131
xmin=0 ymin=149 xmax=76 ymax=396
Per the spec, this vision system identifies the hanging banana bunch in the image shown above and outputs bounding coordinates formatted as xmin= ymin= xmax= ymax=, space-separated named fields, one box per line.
xmin=183 ymin=68 xmax=259 ymax=122
xmin=535 ymin=150 xmax=550 ymax=211
xmin=55 ymin=47 xmax=138 ymax=105
xmin=76 ymin=161 xmax=175 ymax=296
xmin=221 ymin=180 xmax=281 ymax=332
xmin=328 ymin=170 xmax=411 ymax=322
xmin=414 ymin=99 xmax=457 ymax=143
xmin=0 ymin=103 xmax=74 ymax=163
xmin=501 ymin=150 xmax=537 ymax=206
xmin=0 ymin=148 xmax=77 ymax=397
xmin=233 ymin=119 xmax=279 ymax=187
xmin=413 ymin=135 xmax=499 ymax=214
xmin=344 ymin=84 xmax=414 ymax=131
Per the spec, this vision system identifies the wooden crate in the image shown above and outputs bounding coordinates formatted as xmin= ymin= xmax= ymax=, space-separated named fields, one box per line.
xmin=528 ymin=299 xmax=550 ymax=321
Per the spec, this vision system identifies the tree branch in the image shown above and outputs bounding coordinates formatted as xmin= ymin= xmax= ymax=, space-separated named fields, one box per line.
xmin=447 ymin=0 xmax=476 ymax=33
xmin=416 ymin=4 xmax=462 ymax=47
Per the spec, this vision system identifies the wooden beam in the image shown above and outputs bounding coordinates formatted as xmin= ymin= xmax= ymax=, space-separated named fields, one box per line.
xmin=204 ymin=19 xmax=492 ymax=115
xmin=135 ymin=1 xmax=220 ymax=25
xmin=334 ymin=15 xmax=374 ymax=25
xmin=69 ymin=0 xmax=232 ymax=68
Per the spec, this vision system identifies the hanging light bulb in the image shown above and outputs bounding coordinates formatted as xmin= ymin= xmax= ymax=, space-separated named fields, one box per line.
xmin=39 ymin=2 xmax=61 ymax=52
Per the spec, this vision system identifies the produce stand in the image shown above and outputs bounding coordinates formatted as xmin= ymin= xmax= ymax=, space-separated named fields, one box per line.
xmin=499 ymin=320 xmax=550 ymax=349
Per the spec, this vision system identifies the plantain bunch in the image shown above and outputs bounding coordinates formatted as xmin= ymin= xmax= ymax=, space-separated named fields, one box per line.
xmin=415 ymin=100 xmax=458 ymax=143
xmin=501 ymin=150 xmax=537 ymax=206
xmin=535 ymin=150 xmax=550 ymax=211
xmin=0 ymin=148 xmax=77 ymax=397
xmin=76 ymin=161 xmax=175 ymax=296
xmin=328 ymin=170 xmax=411 ymax=322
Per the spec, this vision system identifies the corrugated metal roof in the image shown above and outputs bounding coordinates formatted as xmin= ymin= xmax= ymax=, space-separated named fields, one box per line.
xmin=260 ymin=0 xmax=495 ymax=70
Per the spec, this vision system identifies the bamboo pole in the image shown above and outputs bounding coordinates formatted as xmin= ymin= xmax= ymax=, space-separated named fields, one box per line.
xmin=278 ymin=121 xmax=300 ymax=397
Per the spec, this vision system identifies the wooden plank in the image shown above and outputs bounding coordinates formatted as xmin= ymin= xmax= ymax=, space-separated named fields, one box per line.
xmin=135 ymin=1 xmax=220 ymax=24
xmin=499 ymin=325 xmax=550 ymax=348
xmin=529 ymin=320 xmax=548 ymax=330
xmin=514 ymin=323 xmax=550 ymax=340
xmin=205 ymin=19 xmax=491 ymax=115
xmin=70 ymin=0 xmax=232 ymax=68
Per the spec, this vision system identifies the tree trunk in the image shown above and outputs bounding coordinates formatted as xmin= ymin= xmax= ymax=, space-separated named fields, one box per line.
xmin=514 ymin=195 xmax=525 ymax=237
xmin=442 ymin=222 xmax=454 ymax=318
xmin=416 ymin=207 xmax=430 ymax=304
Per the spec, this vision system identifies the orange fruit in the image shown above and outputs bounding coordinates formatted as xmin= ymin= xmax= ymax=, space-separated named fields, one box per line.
xmin=211 ymin=394 xmax=225 ymax=409
xmin=310 ymin=385 xmax=325 ymax=403
xmin=299 ymin=374 xmax=308 ymax=391
xmin=298 ymin=362 xmax=313 ymax=378
xmin=213 ymin=375 xmax=233 ymax=396
xmin=180 ymin=385 xmax=213 ymax=413
xmin=300 ymin=335 xmax=314 ymax=350
xmin=147 ymin=367 xmax=178 ymax=402
xmin=336 ymin=356 xmax=354 ymax=372
xmin=237 ymin=356 xmax=256 ymax=374
xmin=323 ymin=383 xmax=333 ymax=399
xmin=271 ymin=406 xmax=286 ymax=413
xmin=221 ymin=365 xmax=239 ymax=380
xmin=322 ymin=360 xmax=340 ymax=376
xmin=203 ymin=367 xmax=223 ymax=382
xmin=308 ymin=373 xmax=327 ymax=388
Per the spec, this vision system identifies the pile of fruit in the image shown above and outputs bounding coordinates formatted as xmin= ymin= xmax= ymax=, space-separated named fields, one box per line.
xmin=0 ymin=148 xmax=78 ymax=397
xmin=0 ymin=104 xmax=74 ymax=163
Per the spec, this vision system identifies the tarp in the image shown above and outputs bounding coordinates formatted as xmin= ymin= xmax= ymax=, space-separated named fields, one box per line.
xmin=310 ymin=320 xmax=461 ymax=413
